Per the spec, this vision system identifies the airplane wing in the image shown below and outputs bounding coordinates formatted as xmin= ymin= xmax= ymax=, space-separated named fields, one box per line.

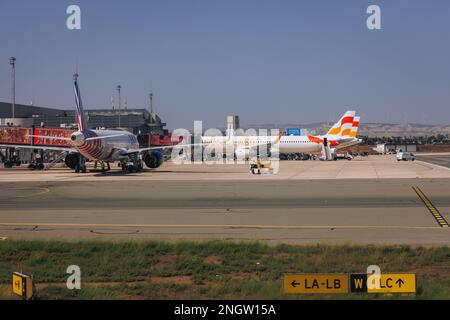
xmin=234 ymin=130 xmax=285 ymax=152
xmin=124 ymin=143 xmax=203 ymax=155
xmin=0 ymin=144 xmax=76 ymax=152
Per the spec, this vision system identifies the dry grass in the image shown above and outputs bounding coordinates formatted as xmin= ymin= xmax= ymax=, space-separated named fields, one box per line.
xmin=0 ymin=240 xmax=448 ymax=300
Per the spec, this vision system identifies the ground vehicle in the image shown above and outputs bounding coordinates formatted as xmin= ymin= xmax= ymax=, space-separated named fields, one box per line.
xmin=396 ymin=152 xmax=415 ymax=161
xmin=335 ymin=153 xmax=353 ymax=160
xmin=250 ymin=159 xmax=274 ymax=174
xmin=2 ymin=151 xmax=21 ymax=168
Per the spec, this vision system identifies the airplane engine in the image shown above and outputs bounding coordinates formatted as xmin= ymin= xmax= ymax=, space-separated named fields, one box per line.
xmin=143 ymin=150 xmax=164 ymax=168
xmin=64 ymin=153 xmax=80 ymax=169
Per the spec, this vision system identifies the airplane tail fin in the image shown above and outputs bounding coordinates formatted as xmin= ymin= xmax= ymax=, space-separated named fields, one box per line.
xmin=326 ymin=111 xmax=355 ymax=139
xmin=73 ymin=73 xmax=87 ymax=133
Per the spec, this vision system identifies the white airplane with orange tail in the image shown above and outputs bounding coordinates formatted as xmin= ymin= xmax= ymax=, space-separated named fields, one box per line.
xmin=275 ymin=111 xmax=361 ymax=155
xmin=202 ymin=111 xmax=362 ymax=159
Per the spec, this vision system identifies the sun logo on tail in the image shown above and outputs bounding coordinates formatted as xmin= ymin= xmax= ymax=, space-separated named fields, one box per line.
xmin=327 ymin=111 xmax=355 ymax=139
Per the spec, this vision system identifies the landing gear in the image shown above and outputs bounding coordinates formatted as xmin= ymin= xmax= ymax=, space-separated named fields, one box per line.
xmin=102 ymin=161 xmax=111 ymax=171
xmin=120 ymin=154 xmax=143 ymax=173
xmin=120 ymin=162 xmax=135 ymax=173
xmin=94 ymin=161 xmax=111 ymax=172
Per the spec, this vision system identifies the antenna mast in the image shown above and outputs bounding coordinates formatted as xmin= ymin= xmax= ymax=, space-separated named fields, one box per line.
xmin=116 ymin=85 xmax=122 ymax=127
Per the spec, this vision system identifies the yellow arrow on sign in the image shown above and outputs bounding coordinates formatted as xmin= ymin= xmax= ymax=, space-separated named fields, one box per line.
xmin=367 ymin=274 xmax=416 ymax=293
xmin=284 ymin=274 xmax=349 ymax=294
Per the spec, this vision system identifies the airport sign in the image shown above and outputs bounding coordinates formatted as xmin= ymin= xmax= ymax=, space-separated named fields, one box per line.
xmin=12 ymin=272 xmax=34 ymax=300
xmin=367 ymin=274 xmax=416 ymax=293
xmin=349 ymin=274 xmax=368 ymax=293
xmin=286 ymin=128 xmax=302 ymax=136
xmin=284 ymin=274 xmax=349 ymax=294
xmin=12 ymin=273 xmax=23 ymax=297
xmin=284 ymin=273 xmax=416 ymax=294
xmin=350 ymin=273 xmax=416 ymax=293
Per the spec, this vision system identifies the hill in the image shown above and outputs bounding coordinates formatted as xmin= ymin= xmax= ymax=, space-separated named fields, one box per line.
xmin=238 ymin=122 xmax=450 ymax=137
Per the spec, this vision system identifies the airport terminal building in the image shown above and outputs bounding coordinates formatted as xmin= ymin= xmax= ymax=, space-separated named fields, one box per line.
xmin=0 ymin=102 xmax=167 ymax=135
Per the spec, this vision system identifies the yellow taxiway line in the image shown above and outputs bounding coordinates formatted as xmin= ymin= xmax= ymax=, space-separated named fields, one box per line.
xmin=412 ymin=186 xmax=449 ymax=228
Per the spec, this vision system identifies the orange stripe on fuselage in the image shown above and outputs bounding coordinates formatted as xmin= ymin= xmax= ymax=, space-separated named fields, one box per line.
xmin=308 ymin=136 xmax=322 ymax=144
xmin=308 ymin=135 xmax=338 ymax=146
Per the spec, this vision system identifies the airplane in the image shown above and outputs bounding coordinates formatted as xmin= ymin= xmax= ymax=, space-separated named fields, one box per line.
xmin=0 ymin=74 xmax=193 ymax=173
xmin=201 ymin=111 xmax=362 ymax=160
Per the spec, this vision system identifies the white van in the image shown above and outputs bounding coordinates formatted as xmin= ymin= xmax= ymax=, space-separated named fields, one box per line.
xmin=396 ymin=152 xmax=415 ymax=161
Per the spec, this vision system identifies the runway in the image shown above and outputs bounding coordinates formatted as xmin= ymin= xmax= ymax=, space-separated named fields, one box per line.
xmin=416 ymin=154 xmax=450 ymax=169
xmin=0 ymin=178 xmax=449 ymax=245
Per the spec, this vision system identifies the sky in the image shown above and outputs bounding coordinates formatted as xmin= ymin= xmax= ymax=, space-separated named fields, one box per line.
xmin=0 ymin=0 xmax=449 ymax=130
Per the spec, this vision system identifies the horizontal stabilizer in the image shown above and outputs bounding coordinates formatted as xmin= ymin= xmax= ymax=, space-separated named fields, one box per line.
xmin=27 ymin=135 xmax=71 ymax=141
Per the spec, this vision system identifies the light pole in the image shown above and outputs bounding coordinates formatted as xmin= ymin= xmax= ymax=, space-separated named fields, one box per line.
xmin=149 ymin=92 xmax=153 ymax=114
xmin=9 ymin=57 xmax=16 ymax=119
xmin=116 ymin=85 xmax=122 ymax=128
